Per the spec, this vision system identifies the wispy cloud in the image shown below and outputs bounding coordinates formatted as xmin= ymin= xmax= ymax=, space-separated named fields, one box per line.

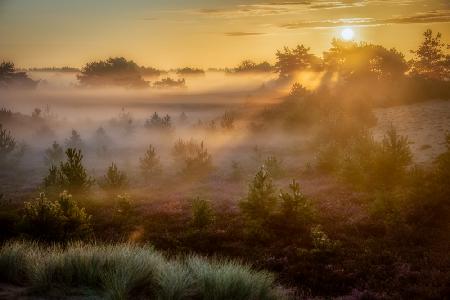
xmin=225 ymin=31 xmax=266 ymax=36
xmin=280 ymin=9 xmax=450 ymax=29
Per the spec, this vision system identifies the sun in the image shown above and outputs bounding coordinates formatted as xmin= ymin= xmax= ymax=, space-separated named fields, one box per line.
xmin=341 ymin=28 xmax=355 ymax=40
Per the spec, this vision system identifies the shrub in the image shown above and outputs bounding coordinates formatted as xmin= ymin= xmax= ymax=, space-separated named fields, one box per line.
xmin=139 ymin=144 xmax=162 ymax=180
xmin=43 ymin=141 xmax=64 ymax=166
xmin=190 ymin=197 xmax=215 ymax=231
xmin=99 ymin=162 xmax=128 ymax=193
xmin=21 ymin=191 xmax=92 ymax=242
xmin=113 ymin=193 xmax=136 ymax=230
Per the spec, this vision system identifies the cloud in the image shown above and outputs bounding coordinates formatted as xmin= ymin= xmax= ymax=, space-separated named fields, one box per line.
xmin=225 ymin=31 xmax=266 ymax=36
xmin=280 ymin=9 xmax=450 ymax=29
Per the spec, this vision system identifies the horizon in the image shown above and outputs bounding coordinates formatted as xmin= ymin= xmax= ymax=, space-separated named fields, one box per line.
xmin=1 ymin=0 xmax=449 ymax=69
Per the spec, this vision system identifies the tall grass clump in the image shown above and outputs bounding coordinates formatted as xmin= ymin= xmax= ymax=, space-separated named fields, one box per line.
xmin=0 ymin=242 xmax=284 ymax=299
xmin=187 ymin=256 xmax=280 ymax=300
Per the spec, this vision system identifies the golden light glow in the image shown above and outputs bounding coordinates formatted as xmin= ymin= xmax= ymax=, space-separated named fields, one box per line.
xmin=341 ymin=28 xmax=355 ymax=41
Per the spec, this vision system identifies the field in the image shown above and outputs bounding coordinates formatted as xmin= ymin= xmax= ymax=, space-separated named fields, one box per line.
xmin=1 ymin=29 xmax=450 ymax=299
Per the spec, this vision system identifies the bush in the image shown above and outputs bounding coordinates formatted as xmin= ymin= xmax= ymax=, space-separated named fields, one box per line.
xmin=153 ymin=77 xmax=186 ymax=89
xmin=99 ymin=162 xmax=128 ymax=193
xmin=43 ymin=148 xmax=94 ymax=194
xmin=139 ymin=144 xmax=162 ymax=180
xmin=190 ymin=197 xmax=215 ymax=231
xmin=21 ymin=191 xmax=92 ymax=242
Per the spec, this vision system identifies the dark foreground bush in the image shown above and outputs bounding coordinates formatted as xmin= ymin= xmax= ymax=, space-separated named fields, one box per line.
xmin=0 ymin=242 xmax=285 ymax=299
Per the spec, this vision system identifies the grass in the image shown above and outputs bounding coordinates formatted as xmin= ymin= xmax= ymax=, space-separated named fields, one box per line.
xmin=0 ymin=241 xmax=284 ymax=299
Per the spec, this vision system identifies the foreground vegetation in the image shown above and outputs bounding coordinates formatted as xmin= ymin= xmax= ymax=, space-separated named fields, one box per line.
xmin=0 ymin=242 xmax=284 ymax=299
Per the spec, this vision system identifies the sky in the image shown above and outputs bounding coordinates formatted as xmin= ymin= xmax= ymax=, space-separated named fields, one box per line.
xmin=0 ymin=0 xmax=449 ymax=69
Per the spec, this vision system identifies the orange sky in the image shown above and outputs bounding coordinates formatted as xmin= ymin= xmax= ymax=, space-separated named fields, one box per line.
xmin=0 ymin=0 xmax=449 ymax=69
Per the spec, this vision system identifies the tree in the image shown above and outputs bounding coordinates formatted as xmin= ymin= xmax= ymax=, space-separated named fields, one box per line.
xmin=190 ymin=197 xmax=215 ymax=230
xmin=410 ymin=29 xmax=449 ymax=81
xmin=264 ymin=155 xmax=284 ymax=178
xmin=144 ymin=112 xmax=172 ymax=130
xmin=43 ymin=148 xmax=94 ymax=194
xmin=21 ymin=191 xmax=91 ymax=242
xmin=220 ymin=111 xmax=235 ymax=130
xmin=232 ymin=60 xmax=274 ymax=73
xmin=279 ymin=180 xmax=313 ymax=229
xmin=0 ymin=124 xmax=16 ymax=162
xmin=77 ymin=57 xmax=148 ymax=88
xmin=0 ymin=124 xmax=24 ymax=166
xmin=239 ymin=166 xmax=277 ymax=238
xmin=153 ymin=77 xmax=186 ymax=88
xmin=275 ymin=45 xmax=321 ymax=76
xmin=44 ymin=141 xmax=64 ymax=166
xmin=323 ymin=39 xmax=408 ymax=81
xmin=139 ymin=145 xmax=162 ymax=179
xmin=172 ymin=139 xmax=213 ymax=176
xmin=65 ymin=130 xmax=83 ymax=150
xmin=99 ymin=163 xmax=128 ymax=193
xmin=0 ymin=61 xmax=38 ymax=89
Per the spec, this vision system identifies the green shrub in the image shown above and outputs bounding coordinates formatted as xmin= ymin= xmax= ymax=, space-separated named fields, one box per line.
xmin=190 ymin=197 xmax=215 ymax=231
xmin=21 ymin=191 xmax=92 ymax=242
xmin=99 ymin=162 xmax=128 ymax=193
xmin=139 ymin=144 xmax=162 ymax=180
xmin=43 ymin=148 xmax=94 ymax=194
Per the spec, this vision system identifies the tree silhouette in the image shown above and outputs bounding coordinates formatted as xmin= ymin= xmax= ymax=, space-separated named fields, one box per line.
xmin=323 ymin=39 xmax=407 ymax=81
xmin=77 ymin=57 xmax=148 ymax=88
xmin=0 ymin=61 xmax=38 ymax=89
xmin=275 ymin=45 xmax=321 ymax=76
xmin=410 ymin=29 xmax=449 ymax=81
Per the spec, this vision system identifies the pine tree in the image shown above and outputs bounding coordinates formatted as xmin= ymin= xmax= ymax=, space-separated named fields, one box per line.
xmin=279 ymin=179 xmax=313 ymax=229
xmin=43 ymin=148 xmax=94 ymax=194
xmin=44 ymin=141 xmax=64 ymax=166
xmin=140 ymin=145 xmax=162 ymax=179
xmin=239 ymin=166 xmax=277 ymax=237
xmin=65 ymin=129 xmax=83 ymax=149
xmin=99 ymin=162 xmax=128 ymax=192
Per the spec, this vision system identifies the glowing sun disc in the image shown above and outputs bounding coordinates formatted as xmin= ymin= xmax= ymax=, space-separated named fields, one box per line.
xmin=341 ymin=28 xmax=355 ymax=40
